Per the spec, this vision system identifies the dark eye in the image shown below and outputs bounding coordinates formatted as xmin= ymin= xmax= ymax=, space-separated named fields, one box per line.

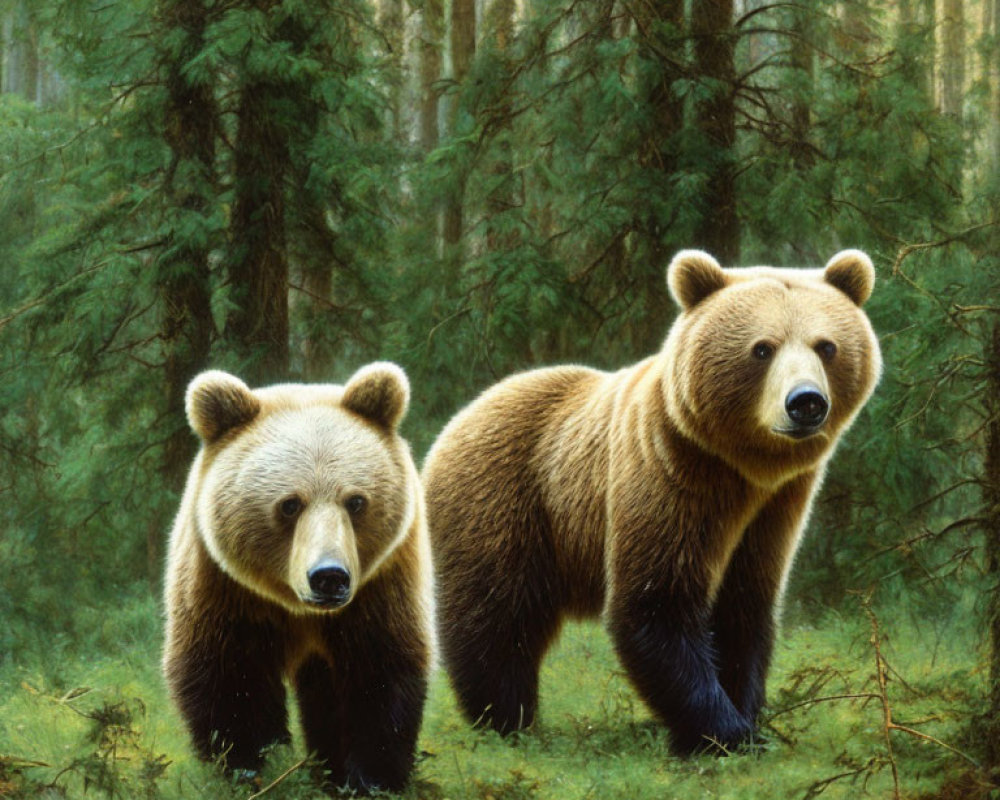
xmin=345 ymin=495 xmax=366 ymax=516
xmin=752 ymin=342 xmax=774 ymax=361
xmin=279 ymin=496 xmax=303 ymax=519
xmin=816 ymin=340 xmax=837 ymax=361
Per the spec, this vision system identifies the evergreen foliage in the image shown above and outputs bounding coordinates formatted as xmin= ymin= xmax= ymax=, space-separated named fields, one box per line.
xmin=1 ymin=0 xmax=998 ymax=796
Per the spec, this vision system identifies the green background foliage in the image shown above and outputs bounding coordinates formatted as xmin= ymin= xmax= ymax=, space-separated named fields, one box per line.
xmin=1 ymin=0 xmax=998 ymax=797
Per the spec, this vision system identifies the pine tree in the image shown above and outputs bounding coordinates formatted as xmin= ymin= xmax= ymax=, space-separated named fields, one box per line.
xmin=691 ymin=0 xmax=738 ymax=261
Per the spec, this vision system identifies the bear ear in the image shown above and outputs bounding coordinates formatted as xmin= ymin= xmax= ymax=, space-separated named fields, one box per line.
xmin=824 ymin=249 xmax=875 ymax=306
xmin=342 ymin=362 xmax=410 ymax=431
xmin=186 ymin=370 xmax=261 ymax=443
xmin=667 ymin=250 xmax=729 ymax=310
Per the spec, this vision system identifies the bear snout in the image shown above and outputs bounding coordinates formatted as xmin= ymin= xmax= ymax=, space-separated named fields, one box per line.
xmin=782 ymin=382 xmax=829 ymax=436
xmin=306 ymin=560 xmax=353 ymax=608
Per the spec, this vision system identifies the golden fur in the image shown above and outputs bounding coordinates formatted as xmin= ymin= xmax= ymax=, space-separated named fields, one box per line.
xmin=163 ymin=363 xmax=433 ymax=792
xmin=423 ymin=249 xmax=881 ymax=751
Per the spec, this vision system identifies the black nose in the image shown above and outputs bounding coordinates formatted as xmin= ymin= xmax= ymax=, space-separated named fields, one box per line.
xmin=307 ymin=562 xmax=352 ymax=607
xmin=785 ymin=384 xmax=829 ymax=428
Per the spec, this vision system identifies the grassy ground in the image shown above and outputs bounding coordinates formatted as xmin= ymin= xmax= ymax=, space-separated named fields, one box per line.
xmin=0 ymin=589 xmax=987 ymax=800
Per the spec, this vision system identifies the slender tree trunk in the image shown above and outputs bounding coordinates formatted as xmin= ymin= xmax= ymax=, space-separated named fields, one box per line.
xmin=155 ymin=0 xmax=217 ymax=581
xmin=419 ymin=0 xmax=444 ymax=154
xmin=3 ymin=2 xmax=38 ymax=103
xmin=941 ymin=0 xmax=965 ymax=119
xmin=990 ymin=0 xmax=1000 ymax=171
xmin=443 ymin=0 xmax=476 ymax=252
xmin=789 ymin=4 xmax=814 ymax=168
xmin=692 ymin=0 xmax=739 ymax=263
xmin=896 ymin=0 xmax=932 ymax=106
xmin=636 ymin=0 xmax=684 ymax=218
xmin=226 ymin=3 xmax=293 ymax=386
xmin=295 ymin=199 xmax=339 ymax=382
xmin=484 ymin=0 xmax=516 ymax=256
xmin=920 ymin=0 xmax=937 ymax=108
xmin=985 ymin=319 xmax=1000 ymax=770
xmin=418 ymin=0 xmax=444 ymax=255
xmin=380 ymin=0 xmax=405 ymax=141
xmin=632 ymin=0 xmax=684 ymax=351
xmin=159 ymin=0 xmax=216 ymax=468
xmin=227 ymin=83 xmax=290 ymax=385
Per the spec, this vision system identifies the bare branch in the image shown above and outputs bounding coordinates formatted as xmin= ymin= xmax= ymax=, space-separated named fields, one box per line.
xmin=247 ymin=758 xmax=310 ymax=800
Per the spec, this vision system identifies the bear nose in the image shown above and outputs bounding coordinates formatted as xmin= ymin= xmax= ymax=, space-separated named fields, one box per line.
xmin=307 ymin=561 xmax=352 ymax=608
xmin=785 ymin=383 xmax=829 ymax=429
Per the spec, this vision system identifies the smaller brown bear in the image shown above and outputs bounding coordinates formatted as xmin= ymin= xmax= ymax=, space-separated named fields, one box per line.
xmin=423 ymin=249 xmax=882 ymax=754
xmin=163 ymin=363 xmax=434 ymax=794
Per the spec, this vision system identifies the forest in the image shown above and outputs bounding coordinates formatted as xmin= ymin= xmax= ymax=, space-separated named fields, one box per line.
xmin=0 ymin=0 xmax=998 ymax=797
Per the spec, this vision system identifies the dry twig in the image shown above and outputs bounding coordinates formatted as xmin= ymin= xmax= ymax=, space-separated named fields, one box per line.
xmin=246 ymin=758 xmax=309 ymax=800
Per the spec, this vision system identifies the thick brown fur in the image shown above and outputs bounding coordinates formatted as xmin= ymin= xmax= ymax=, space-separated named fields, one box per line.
xmin=163 ymin=363 xmax=434 ymax=794
xmin=423 ymin=250 xmax=881 ymax=753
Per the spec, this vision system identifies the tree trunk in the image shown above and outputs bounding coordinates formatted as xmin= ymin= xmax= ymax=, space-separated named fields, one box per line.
xmin=941 ymin=0 xmax=965 ymax=119
xmin=896 ymin=0 xmax=932 ymax=106
xmin=985 ymin=319 xmax=1000 ymax=770
xmin=920 ymin=0 xmax=937 ymax=108
xmin=484 ymin=0 xmax=516 ymax=256
xmin=419 ymin=0 xmax=444 ymax=154
xmin=294 ymin=199 xmax=339 ymax=382
xmin=227 ymin=85 xmax=290 ymax=385
xmin=226 ymin=2 xmax=293 ymax=387
xmin=158 ymin=0 xmax=216 ymax=465
xmin=632 ymin=0 xmax=685 ymax=351
xmin=380 ymin=0 xmax=405 ymax=141
xmin=692 ymin=0 xmax=739 ymax=263
xmin=442 ymin=0 xmax=476 ymax=252
xmin=990 ymin=0 xmax=1000 ymax=171
xmin=418 ymin=0 xmax=444 ymax=255
xmin=3 ymin=2 xmax=38 ymax=103
xmin=155 ymin=0 xmax=217 ymax=582
xmin=789 ymin=4 xmax=814 ymax=168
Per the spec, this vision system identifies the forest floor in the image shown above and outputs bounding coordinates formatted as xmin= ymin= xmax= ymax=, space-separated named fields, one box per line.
xmin=0 ymin=589 xmax=989 ymax=800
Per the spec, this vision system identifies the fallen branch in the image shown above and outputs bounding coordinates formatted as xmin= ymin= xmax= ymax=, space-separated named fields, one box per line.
xmin=246 ymin=758 xmax=309 ymax=800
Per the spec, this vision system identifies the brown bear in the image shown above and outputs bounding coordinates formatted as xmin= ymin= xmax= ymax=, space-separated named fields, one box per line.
xmin=163 ymin=363 xmax=434 ymax=794
xmin=423 ymin=249 xmax=881 ymax=754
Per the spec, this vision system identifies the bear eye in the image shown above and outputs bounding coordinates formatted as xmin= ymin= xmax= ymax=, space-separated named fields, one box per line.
xmin=345 ymin=495 xmax=366 ymax=516
xmin=279 ymin=496 xmax=304 ymax=519
xmin=752 ymin=342 xmax=774 ymax=361
xmin=816 ymin=340 xmax=837 ymax=361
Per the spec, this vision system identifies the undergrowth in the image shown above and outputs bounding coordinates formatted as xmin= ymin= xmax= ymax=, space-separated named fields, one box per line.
xmin=0 ymin=587 xmax=991 ymax=800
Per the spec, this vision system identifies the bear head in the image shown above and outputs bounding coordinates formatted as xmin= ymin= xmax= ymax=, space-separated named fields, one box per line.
xmin=184 ymin=363 xmax=417 ymax=615
xmin=663 ymin=249 xmax=882 ymax=486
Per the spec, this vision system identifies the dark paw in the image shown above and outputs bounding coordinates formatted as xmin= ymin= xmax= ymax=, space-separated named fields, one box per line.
xmin=671 ymin=723 xmax=757 ymax=756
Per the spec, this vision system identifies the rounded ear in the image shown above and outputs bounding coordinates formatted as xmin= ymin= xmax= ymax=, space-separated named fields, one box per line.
xmin=342 ymin=362 xmax=410 ymax=431
xmin=824 ymin=249 xmax=875 ymax=306
xmin=186 ymin=370 xmax=260 ymax=443
xmin=667 ymin=250 xmax=729 ymax=310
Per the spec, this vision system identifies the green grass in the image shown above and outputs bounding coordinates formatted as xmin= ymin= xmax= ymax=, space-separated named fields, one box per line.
xmin=0 ymin=590 xmax=987 ymax=800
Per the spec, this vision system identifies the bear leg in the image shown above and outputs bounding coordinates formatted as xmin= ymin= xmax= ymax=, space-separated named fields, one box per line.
xmin=440 ymin=564 xmax=561 ymax=735
xmin=445 ymin=622 xmax=554 ymax=735
xmin=608 ymin=591 xmax=753 ymax=755
xmin=166 ymin=616 xmax=290 ymax=771
xmin=298 ymin=628 xmax=427 ymax=793
xmin=294 ymin=657 xmax=349 ymax=786
xmin=711 ymin=550 xmax=775 ymax=724
xmin=711 ymin=477 xmax=815 ymax=724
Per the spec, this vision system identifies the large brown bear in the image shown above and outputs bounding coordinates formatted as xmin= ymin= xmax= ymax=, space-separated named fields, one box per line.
xmin=163 ymin=363 xmax=434 ymax=794
xmin=423 ymin=250 xmax=881 ymax=754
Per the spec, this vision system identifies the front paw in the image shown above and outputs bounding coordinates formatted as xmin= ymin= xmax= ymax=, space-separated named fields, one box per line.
xmin=670 ymin=716 xmax=756 ymax=756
